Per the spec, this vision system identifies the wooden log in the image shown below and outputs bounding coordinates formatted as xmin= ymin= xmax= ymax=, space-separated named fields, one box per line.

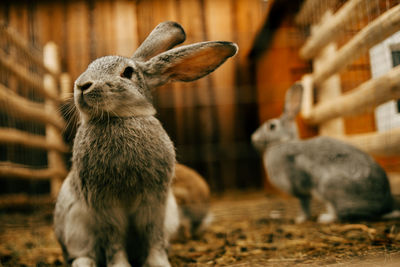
xmin=0 ymin=128 xmax=69 ymax=153
xmin=0 ymin=49 xmax=59 ymax=101
xmin=0 ymin=161 xmax=67 ymax=180
xmin=0 ymin=83 xmax=65 ymax=130
xmin=304 ymin=64 xmax=400 ymax=124
xmin=60 ymin=73 xmax=73 ymax=100
xmin=44 ymin=42 xmax=68 ymax=198
xmin=0 ymin=194 xmax=52 ymax=209
xmin=313 ymin=28 xmax=344 ymax=136
xmin=337 ymin=128 xmax=400 ymax=156
xmin=295 ymin=0 xmax=339 ymax=26
xmin=0 ymin=24 xmax=58 ymax=77
xmin=300 ymin=0 xmax=379 ymax=59
xmin=300 ymin=74 xmax=314 ymax=119
xmin=313 ymin=4 xmax=400 ymax=85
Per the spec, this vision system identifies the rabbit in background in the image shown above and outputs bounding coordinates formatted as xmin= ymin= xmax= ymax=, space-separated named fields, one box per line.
xmin=172 ymin=163 xmax=211 ymax=240
xmin=54 ymin=21 xmax=237 ymax=267
xmin=251 ymin=83 xmax=395 ymax=224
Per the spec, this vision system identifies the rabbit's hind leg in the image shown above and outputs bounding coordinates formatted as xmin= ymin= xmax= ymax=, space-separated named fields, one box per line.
xmin=144 ymin=244 xmax=171 ymax=267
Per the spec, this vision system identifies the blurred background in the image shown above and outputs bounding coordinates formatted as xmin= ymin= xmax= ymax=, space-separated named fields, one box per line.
xmin=0 ymin=0 xmax=399 ymax=200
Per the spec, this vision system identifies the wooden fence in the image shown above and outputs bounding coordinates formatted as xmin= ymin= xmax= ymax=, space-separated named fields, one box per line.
xmin=297 ymin=0 xmax=400 ymax=157
xmin=0 ymin=23 xmax=68 ymax=201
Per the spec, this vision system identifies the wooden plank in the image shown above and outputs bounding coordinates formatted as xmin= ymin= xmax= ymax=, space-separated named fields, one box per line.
xmin=0 ymin=83 xmax=64 ymax=130
xmin=0 ymin=194 xmax=53 ymax=209
xmin=0 ymin=128 xmax=69 ymax=153
xmin=235 ymin=0 xmax=268 ymax=62
xmin=338 ymin=128 xmax=400 ymax=156
xmin=313 ymin=4 xmax=400 ymax=85
xmin=65 ymin=0 xmax=90 ymax=80
xmin=0 ymin=161 xmax=67 ymax=180
xmin=92 ymin=0 xmax=115 ymax=56
xmin=173 ymin=0 xmax=204 ymax=146
xmin=304 ymin=64 xmax=400 ymax=124
xmin=300 ymin=0 xmax=379 ymax=59
xmin=204 ymin=0 xmax=235 ymax=142
xmin=113 ymin=0 xmax=139 ymax=56
xmin=204 ymin=0 xmax=236 ymax=190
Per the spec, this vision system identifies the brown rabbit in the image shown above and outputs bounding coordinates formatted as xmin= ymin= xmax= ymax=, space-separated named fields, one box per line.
xmin=172 ymin=163 xmax=211 ymax=240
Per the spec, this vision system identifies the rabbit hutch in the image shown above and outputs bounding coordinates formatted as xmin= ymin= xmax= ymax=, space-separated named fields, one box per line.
xmin=1 ymin=0 xmax=400 ymax=266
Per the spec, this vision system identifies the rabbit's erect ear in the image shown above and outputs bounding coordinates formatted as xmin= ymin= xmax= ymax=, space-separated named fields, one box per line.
xmin=283 ymin=82 xmax=303 ymax=120
xmin=142 ymin=41 xmax=238 ymax=88
xmin=132 ymin=21 xmax=186 ymax=62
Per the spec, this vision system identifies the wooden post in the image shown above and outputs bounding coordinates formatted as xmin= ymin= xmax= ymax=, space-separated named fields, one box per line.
xmin=60 ymin=72 xmax=72 ymax=100
xmin=312 ymin=12 xmax=344 ymax=137
xmin=44 ymin=42 xmax=67 ymax=198
xmin=300 ymin=74 xmax=313 ymax=119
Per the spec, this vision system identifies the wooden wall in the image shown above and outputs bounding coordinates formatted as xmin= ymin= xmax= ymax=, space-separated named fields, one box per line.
xmin=0 ymin=0 xmax=269 ymax=193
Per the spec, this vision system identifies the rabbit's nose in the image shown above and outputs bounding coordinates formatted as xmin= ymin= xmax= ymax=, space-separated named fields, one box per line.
xmin=77 ymin=82 xmax=93 ymax=92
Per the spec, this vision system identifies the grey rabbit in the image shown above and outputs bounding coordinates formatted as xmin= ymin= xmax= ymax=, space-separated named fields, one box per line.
xmin=251 ymin=83 xmax=395 ymax=223
xmin=54 ymin=21 xmax=237 ymax=267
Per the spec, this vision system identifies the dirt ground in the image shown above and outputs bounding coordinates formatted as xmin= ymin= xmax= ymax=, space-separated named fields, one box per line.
xmin=1 ymin=192 xmax=400 ymax=267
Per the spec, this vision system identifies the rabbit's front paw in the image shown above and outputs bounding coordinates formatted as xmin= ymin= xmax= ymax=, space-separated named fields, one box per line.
xmin=295 ymin=214 xmax=308 ymax=224
xmin=72 ymin=257 xmax=96 ymax=267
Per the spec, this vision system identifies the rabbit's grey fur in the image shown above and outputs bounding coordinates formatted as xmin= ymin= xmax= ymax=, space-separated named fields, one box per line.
xmin=252 ymin=83 xmax=393 ymax=223
xmin=54 ymin=21 xmax=237 ymax=267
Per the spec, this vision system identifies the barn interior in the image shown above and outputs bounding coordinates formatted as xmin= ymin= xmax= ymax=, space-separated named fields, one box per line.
xmin=1 ymin=0 xmax=400 ymax=266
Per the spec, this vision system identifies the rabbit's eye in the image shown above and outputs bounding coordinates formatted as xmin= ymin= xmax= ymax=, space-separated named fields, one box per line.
xmin=121 ymin=66 xmax=134 ymax=79
xmin=269 ymin=123 xmax=276 ymax=130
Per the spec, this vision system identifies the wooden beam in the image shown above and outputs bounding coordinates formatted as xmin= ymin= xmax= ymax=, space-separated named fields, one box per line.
xmin=313 ymin=30 xmax=344 ymax=136
xmin=304 ymin=64 xmax=400 ymax=124
xmin=0 ymin=49 xmax=59 ymax=101
xmin=0 ymin=194 xmax=53 ymax=208
xmin=300 ymin=0 xmax=378 ymax=59
xmin=0 ymin=194 xmax=53 ymax=209
xmin=0 ymin=83 xmax=65 ymax=130
xmin=295 ymin=0 xmax=339 ymax=26
xmin=313 ymin=4 xmax=400 ymax=85
xmin=338 ymin=128 xmax=400 ymax=156
xmin=300 ymin=74 xmax=314 ymax=119
xmin=44 ymin=42 xmax=68 ymax=198
xmin=0 ymin=161 xmax=67 ymax=180
xmin=0 ymin=128 xmax=69 ymax=153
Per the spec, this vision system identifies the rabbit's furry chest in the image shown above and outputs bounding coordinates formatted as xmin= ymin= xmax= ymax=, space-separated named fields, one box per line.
xmin=264 ymin=144 xmax=296 ymax=194
xmin=72 ymin=116 xmax=175 ymax=205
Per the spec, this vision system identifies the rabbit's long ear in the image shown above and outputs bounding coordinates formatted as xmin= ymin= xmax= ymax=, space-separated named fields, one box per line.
xmin=282 ymin=83 xmax=303 ymax=120
xmin=132 ymin=21 xmax=186 ymax=62
xmin=142 ymin=41 xmax=238 ymax=88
